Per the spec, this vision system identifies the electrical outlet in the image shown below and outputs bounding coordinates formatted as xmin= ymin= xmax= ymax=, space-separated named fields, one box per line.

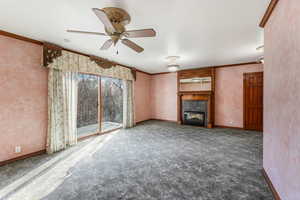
xmin=15 ymin=146 xmax=21 ymax=153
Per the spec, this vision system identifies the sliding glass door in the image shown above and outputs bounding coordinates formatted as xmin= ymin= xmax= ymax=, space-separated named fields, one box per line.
xmin=77 ymin=74 xmax=100 ymax=138
xmin=101 ymin=77 xmax=123 ymax=132
xmin=76 ymin=73 xmax=123 ymax=138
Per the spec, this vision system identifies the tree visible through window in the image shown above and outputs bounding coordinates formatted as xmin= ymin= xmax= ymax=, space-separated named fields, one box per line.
xmin=77 ymin=74 xmax=99 ymax=137
xmin=101 ymin=77 xmax=123 ymax=132
xmin=76 ymin=73 xmax=123 ymax=137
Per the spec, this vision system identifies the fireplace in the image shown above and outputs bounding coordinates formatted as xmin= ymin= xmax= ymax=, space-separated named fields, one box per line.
xmin=183 ymin=111 xmax=205 ymax=126
xmin=177 ymin=68 xmax=215 ymax=128
xmin=182 ymin=100 xmax=208 ymax=126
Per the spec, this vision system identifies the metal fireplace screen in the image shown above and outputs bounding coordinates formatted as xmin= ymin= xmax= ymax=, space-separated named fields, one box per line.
xmin=183 ymin=111 xmax=205 ymax=126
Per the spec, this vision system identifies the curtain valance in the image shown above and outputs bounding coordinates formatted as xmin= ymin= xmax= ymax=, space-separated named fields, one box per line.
xmin=43 ymin=43 xmax=135 ymax=81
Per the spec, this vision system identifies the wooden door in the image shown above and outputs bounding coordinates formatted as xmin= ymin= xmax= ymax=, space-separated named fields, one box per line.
xmin=244 ymin=72 xmax=263 ymax=131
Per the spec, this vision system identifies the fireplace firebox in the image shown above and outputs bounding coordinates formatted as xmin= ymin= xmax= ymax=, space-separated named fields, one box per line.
xmin=183 ymin=111 xmax=205 ymax=126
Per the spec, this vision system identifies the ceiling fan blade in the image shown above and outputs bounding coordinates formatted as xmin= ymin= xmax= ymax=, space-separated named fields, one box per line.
xmin=100 ymin=39 xmax=114 ymax=50
xmin=123 ymin=29 xmax=156 ymax=38
xmin=122 ymin=39 xmax=144 ymax=53
xmin=67 ymin=30 xmax=107 ymax=36
xmin=92 ymin=8 xmax=116 ymax=33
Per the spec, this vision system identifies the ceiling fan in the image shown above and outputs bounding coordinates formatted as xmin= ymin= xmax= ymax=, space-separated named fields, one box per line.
xmin=67 ymin=7 xmax=156 ymax=53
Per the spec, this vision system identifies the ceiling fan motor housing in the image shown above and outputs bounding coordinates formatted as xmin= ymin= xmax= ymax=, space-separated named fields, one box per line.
xmin=102 ymin=7 xmax=131 ymax=44
xmin=102 ymin=7 xmax=130 ymax=30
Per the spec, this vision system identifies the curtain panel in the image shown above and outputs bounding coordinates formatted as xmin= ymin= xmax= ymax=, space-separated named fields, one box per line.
xmin=123 ymin=80 xmax=135 ymax=128
xmin=47 ymin=69 xmax=78 ymax=153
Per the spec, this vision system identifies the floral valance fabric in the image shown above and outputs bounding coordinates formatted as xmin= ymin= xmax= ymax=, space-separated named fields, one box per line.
xmin=43 ymin=43 xmax=135 ymax=81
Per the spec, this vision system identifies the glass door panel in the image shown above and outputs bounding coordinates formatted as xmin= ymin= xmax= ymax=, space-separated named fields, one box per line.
xmin=100 ymin=77 xmax=123 ymax=132
xmin=77 ymin=73 xmax=100 ymax=138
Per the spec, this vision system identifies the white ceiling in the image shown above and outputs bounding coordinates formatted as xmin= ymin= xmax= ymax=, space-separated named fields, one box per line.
xmin=0 ymin=0 xmax=269 ymax=73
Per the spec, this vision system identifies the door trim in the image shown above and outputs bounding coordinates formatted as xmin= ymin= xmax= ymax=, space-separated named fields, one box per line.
xmin=243 ymin=72 xmax=263 ymax=131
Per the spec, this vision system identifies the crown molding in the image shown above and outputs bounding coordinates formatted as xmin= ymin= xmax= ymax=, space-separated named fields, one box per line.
xmin=151 ymin=71 xmax=175 ymax=76
xmin=259 ymin=0 xmax=279 ymax=28
xmin=134 ymin=69 xmax=152 ymax=76
xmin=150 ymin=61 xmax=261 ymax=76
xmin=213 ymin=61 xmax=261 ymax=69
xmin=0 ymin=30 xmax=43 ymax=45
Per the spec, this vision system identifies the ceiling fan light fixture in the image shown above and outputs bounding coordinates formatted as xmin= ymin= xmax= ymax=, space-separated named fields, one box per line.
xmin=165 ymin=56 xmax=180 ymax=72
xmin=167 ymin=64 xmax=180 ymax=72
xmin=166 ymin=56 xmax=180 ymax=65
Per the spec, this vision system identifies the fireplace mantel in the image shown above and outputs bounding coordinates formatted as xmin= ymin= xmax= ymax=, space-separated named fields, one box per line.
xmin=178 ymin=91 xmax=213 ymax=95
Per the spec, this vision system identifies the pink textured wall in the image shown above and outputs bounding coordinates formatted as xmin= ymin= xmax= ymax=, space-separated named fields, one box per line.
xmin=151 ymin=73 xmax=178 ymax=121
xmin=264 ymin=1 xmax=300 ymax=199
xmin=215 ymin=64 xmax=263 ymax=128
xmin=134 ymin=72 xmax=151 ymax=123
xmin=0 ymin=35 xmax=48 ymax=162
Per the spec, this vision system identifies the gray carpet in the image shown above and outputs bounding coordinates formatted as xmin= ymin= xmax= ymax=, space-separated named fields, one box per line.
xmin=0 ymin=120 xmax=272 ymax=200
